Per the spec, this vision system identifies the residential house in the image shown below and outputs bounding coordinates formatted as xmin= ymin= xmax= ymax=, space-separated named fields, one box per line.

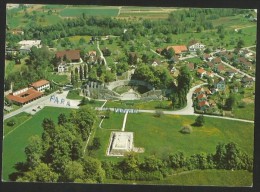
xmin=187 ymin=62 xmax=195 ymax=71
xmin=213 ymin=77 xmax=225 ymax=91
xmin=197 ymin=68 xmax=206 ymax=78
xmin=225 ymin=69 xmax=237 ymax=79
xmin=193 ymin=87 xmax=205 ymax=96
xmin=88 ymin=51 xmax=97 ymax=57
xmin=241 ymin=76 xmax=254 ymax=87
xmin=205 ymin=71 xmax=214 ymax=78
xmin=57 ymin=62 xmax=69 ymax=73
xmin=203 ymin=54 xmax=213 ymax=61
xmin=56 ymin=50 xmax=82 ymax=64
xmin=198 ymin=100 xmax=210 ymax=111
xmin=6 ymin=87 xmax=43 ymax=106
xmin=151 ymin=59 xmax=161 ymax=67
xmin=18 ymin=40 xmax=41 ymax=53
xmin=214 ymin=64 xmax=225 ymax=74
xmin=197 ymin=93 xmax=207 ymax=101
xmin=212 ymin=57 xmax=222 ymax=64
xmin=188 ymin=40 xmax=205 ymax=52
xmin=204 ymin=62 xmax=214 ymax=69
xmin=167 ymin=45 xmax=188 ymax=55
xmin=30 ymin=80 xmax=50 ymax=92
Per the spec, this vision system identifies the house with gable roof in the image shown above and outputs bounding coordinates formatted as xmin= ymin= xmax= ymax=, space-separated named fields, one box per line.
xmin=188 ymin=40 xmax=205 ymax=52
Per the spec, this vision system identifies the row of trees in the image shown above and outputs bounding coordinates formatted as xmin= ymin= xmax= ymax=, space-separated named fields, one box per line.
xmin=102 ymin=142 xmax=253 ymax=181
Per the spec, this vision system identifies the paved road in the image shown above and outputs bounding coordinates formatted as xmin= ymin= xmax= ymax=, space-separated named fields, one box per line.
xmin=4 ymin=90 xmax=80 ymax=120
xmin=97 ymin=41 xmax=109 ymax=70
xmin=220 ymin=60 xmax=255 ymax=81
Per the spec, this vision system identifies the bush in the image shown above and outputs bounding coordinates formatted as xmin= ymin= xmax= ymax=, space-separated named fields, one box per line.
xmin=180 ymin=125 xmax=193 ymax=134
xmin=238 ymin=101 xmax=246 ymax=108
xmin=7 ymin=120 xmax=15 ymax=126
xmin=154 ymin=110 xmax=164 ymax=118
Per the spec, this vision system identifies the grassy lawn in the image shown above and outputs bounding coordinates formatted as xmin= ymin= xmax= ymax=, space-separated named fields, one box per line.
xmin=66 ymin=89 xmax=83 ymax=100
xmin=124 ymin=114 xmax=254 ymax=158
xmin=105 ymin=169 xmax=252 ymax=186
xmin=2 ymin=107 xmax=74 ymax=181
xmin=47 ymin=73 xmax=69 ymax=85
xmin=233 ymin=103 xmax=255 ymax=121
xmin=90 ymin=113 xmax=125 ymax=162
xmin=60 ymin=8 xmax=119 ymax=17
xmin=4 ymin=112 xmax=32 ymax=136
xmin=92 ymin=113 xmax=254 ymax=164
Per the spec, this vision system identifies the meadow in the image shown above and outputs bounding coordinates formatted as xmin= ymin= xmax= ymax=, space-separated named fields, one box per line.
xmin=60 ymin=8 xmax=119 ymax=17
xmin=94 ymin=113 xmax=254 ymax=162
xmin=2 ymin=107 xmax=74 ymax=181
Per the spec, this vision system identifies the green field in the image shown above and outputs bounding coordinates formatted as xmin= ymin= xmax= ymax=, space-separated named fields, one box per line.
xmin=106 ymin=169 xmax=252 ymax=186
xmin=4 ymin=112 xmax=32 ymax=136
xmin=2 ymin=107 xmax=74 ymax=181
xmin=94 ymin=113 xmax=254 ymax=161
xmin=60 ymin=8 xmax=119 ymax=17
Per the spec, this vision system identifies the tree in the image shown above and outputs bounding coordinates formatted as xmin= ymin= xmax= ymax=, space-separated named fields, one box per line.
xmin=91 ymin=137 xmax=101 ymax=150
xmin=71 ymin=70 xmax=75 ymax=85
xmin=141 ymin=155 xmax=163 ymax=172
xmin=83 ymin=64 xmax=88 ymax=79
xmin=58 ymin=113 xmax=67 ymax=126
xmin=195 ymin=115 xmax=205 ymax=126
xmin=79 ymin=65 xmax=83 ymax=81
xmin=25 ymin=135 xmax=43 ymax=168
xmin=17 ymin=163 xmax=58 ymax=182
xmin=82 ymin=156 xmax=105 ymax=183
xmin=62 ymin=161 xmax=85 ymax=182
xmin=119 ymin=152 xmax=140 ymax=173
xmin=168 ymin=151 xmax=186 ymax=169
xmin=42 ymin=118 xmax=55 ymax=138
xmin=237 ymin=39 xmax=245 ymax=48
xmin=225 ymin=94 xmax=236 ymax=110
xmin=167 ymin=48 xmax=175 ymax=59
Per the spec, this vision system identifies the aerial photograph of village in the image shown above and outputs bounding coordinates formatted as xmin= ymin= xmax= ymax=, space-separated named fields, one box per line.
xmin=2 ymin=4 xmax=256 ymax=186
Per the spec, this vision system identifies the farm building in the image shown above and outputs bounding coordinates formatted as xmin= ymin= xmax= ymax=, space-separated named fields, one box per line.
xmin=56 ymin=50 xmax=82 ymax=64
xmin=188 ymin=40 xmax=205 ymax=52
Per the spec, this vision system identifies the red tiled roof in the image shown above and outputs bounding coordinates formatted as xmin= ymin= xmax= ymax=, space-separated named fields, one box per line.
xmin=217 ymin=64 xmax=225 ymax=71
xmin=194 ymin=87 xmax=204 ymax=93
xmin=213 ymin=57 xmax=222 ymax=63
xmin=198 ymin=100 xmax=209 ymax=107
xmin=30 ymin=80 xmax=50 ymax=88
xmin=197 ymin=68 xmax=206 ymax=74
xmin=6 ymin=88 xmax=43 ymax=104
xmin=167 ymin=45 xmax=188 ymax=54
xmin=197 ymin=94 xmax=207 ymax=100
xmin=56 ymin=50 xmax=81 ymax=61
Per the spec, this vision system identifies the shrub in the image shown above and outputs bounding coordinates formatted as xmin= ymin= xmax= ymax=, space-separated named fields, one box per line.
xmin=7 ymin=120 xmax=15 ymax=126
xmin=180 ymin=125 xmax=193 ymax=134
xmin=154 ymin=110 xmax=164 ymax=118
xmin=238 ymin=101 xmax=246 ymax=108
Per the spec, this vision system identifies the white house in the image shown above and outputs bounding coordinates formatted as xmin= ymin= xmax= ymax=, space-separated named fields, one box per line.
xmin=57 ymin=62 xmax=69 ymax=73
xmin=18 ymin=40 xmax=41 ymax=53
xmin=188 ymin=40 xmax=205 ymax=52
xmin=30 ymin=80 xmax=50 ymax=92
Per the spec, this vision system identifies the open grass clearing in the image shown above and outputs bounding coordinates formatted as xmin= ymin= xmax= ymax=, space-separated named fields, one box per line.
xmin=60 ymin=8 xmax=119 ymax=17
xmin=93 ymin=112 xmax=253 ymax=163
xmin=3 ymin=112 xmax=32 ymax=136
xmin=125 ymin=113 xmax=254 ymax=158
xmin=105 ymin=169 xmax=252 ymax=186
xmin=2 ymin=107 xmax=74 ymax=181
